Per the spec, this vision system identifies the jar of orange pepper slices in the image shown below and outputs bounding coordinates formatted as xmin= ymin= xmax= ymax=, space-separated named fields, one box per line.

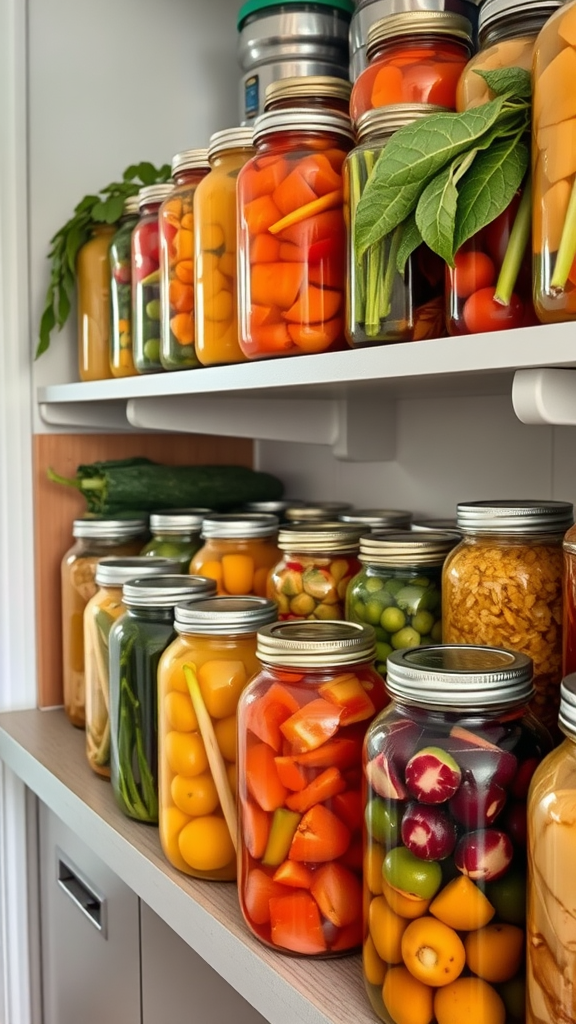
xmin=159 ymin=149 xmax=210 ymax=370
xmin=189 ymin=513 xmax=280 ymax=596
xmin=237 ymin=620 xmax=387 ymax=956
xmin=237 ymin=108 xmax=354 ymax=359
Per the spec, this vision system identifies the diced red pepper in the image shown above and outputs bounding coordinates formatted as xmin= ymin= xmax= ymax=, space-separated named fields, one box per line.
xmin=280 ymin=698 xmax=342 ymax=753
xmin=289 ymin=805 xmax=351 ymax=863
xmin=310 ymin=862 xmax=362 ymax=928
xmin=319 ymin=674 xmax=376 ymax=725
xmin=274 ymin=756 xmax=308 ymax=792
xmin=246 ymin=683 xmax=300 ymax=752
xmin=243 ymin=800 xmax=271 ymax=859
xmin=245 ymin=743 xmax=288 ymax=811
xmin=285 ymin=767 xmax=346 ymax=814
xmin=272 ymin=861 xmax=314 ymax=889
xmin=292 ymin=737 xmax=360 ymax=769
xmin=269 ymin=891 xmax=327 ymax=954
xmin=243 ymin=868 xmax=286 ymax=926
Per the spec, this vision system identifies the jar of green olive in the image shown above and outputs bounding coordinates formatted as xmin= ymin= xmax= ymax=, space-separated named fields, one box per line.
xmin=140 ymin=508 xmax=211 ymax=570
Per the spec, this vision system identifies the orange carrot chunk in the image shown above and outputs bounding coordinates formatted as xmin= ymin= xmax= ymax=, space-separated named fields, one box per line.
xmin=282 ymin=284 xmax=342 ymax=324
xmin=292 ymin=736 xmax=360 ymax=768
xmin=287 ymin=318 xmax=343 ymax=353
xmin=246 ymin=743 xmax=289 ymax=811
xmin=250 ymin=322 xmax=294 ymax=354
xmin=251 ymin=262 xmax=305 ymax=309
xmin=280 ymin=698 xmax=342 ymax=752
xmin=285 ymin=766 xmax=347 ymax=814
xmin=273 ymin=169 xmax=318 ymax=216
xmin=241 ymin=157 xmax=290 ymax=199
xmin=269 ymin=891 xmax=327 ymax=954
xmin=371 ymin=64 xmax=405 ymax=106
xmin=274 ymin=755 xmax=308 ymax=791
xmin=250 ymin=234 xmax=281 ymax=264
xmin=272 ymin=860 xmax=314 ymax=888
xmin=243 ymin=800 xmax=272 ymax=859
xmin=250 ymin=304 xmax=279 ymax=328
xmin=297 ymin=154 xmax=343 ymax=196
xmin=289 ymin=805 xmax=351 ymax=862
xmin=244 ymin=195 xmax=282 ymax=235
xmin=244 ymin=868 xmax=286 ymax=925
xmin=310 ymin=862 xmax=362 ymax=928
xmin=277 ymin=209 xmax=344 ymax=248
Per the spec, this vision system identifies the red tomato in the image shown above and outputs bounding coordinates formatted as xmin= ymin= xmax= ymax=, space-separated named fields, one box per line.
xmin=463 ymin=288 xmax=524 ymax=334
xmin=133 ymin=254 xmax=157 ymax=282
xmin=136 ymin=221 xmax=159 ymax=260
xmin=452 ymin=250 xmax=496 ymax=299
xmin=112 ymin=262 xmax=131 ymax=284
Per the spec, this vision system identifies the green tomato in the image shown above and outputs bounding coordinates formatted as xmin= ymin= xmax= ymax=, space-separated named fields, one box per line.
xmin=412 ymin=576 xmax=430 ymax=587
xmin=412 ymin=610 xmax=435 ymax=635
xmin=374 ymin=627 xmax=390 ymax=643
xmin=381 ymin=606 xmax=406 ymax=633
xmin=391 ymin=626 xmax=421 ymax=649
xmin=383 ymin=846 xmax=442 ymax=900
xmin=353 ymin=600 xmax=367 ymax=622
xmin=497 ymin=977 xmax=525 ymax=1021
xmin=144 ymin=541 xmax=183 ymax=559
xmin=419 ymin=635 xmax=434 ymax=645
xmin=431 ymin=620 xmax=443 ymax=642
xmin=485 ymin=871 xmax=526 ymax=926
xmin=383 ymin=578 xmax=406 ymax=596
xmin=395 ymin=585 xmax=426 ymax=614
xmin=145 ymin=299 xmax=161 ymax=321
xmin=365 ymin=798 xmax=400 ymax=846
xmin=376 ymin=641 xmax=393 ymax=663
xmin=365 ymin=599 xmax=385 ymax=626
xmin=365 ymin=576 xmax=384 ymax=593
xmin=143 ymin=338 xmax=160 ymax=362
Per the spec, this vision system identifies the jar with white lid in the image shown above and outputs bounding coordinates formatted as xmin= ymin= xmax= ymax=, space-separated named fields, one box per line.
xmin=140 ymin=508 xmax=211 ymax=569
xmin=267 ymin=522 xmax=363 ymax=620
xmin=190 ymin=513 xmax=280 ymax=596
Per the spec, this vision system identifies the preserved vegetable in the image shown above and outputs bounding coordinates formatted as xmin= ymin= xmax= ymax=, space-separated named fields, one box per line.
xmin=109 ymin=196 xmax=139 ymax=377
xmin=133 ymin=183 xmax=174 ymax=373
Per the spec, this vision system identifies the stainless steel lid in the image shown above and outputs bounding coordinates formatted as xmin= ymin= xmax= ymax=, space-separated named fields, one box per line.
xmin=244 ymin=499 xmax=306 ymax=515
xmin=479 ymin=0 xmax=561 ymax=37
xmin=73 ymin=517 xmax=147 ymax=540
xmin=257 ymin=620 xmax=376 ymax=667
xmin=122 ymin=195 xmax=140 ymax=216
xmin=386 ymin=645 xmax=534 ymax=709
xmin=175 ymin=596 xmax=277 ymax=634
xmin=201 ymin=513 xmax=279 ymax=539
xmin=341 ymin=508 xmax=412 ymax=529
xmin=278 ymin=522 xmax=363 ymax=553
xmin=253 ymin=108 xmax=355 ymax=144
xmin=149 ymin=508 xmax=211 ymax=535
xmin=264 ymin=75 xmax=352 ymax=106
xmin=366 ymin=11 xmax=473 ymax=58
xmin=355 ymin=104 xmax=449 ymax=140
xmin=456 ymin=500 xmax=574 ymax=535
xmin=95 ymin=557 xmax=181 ymax=587
xmin=171 ymin=149 xmax=210 ymax=175
xmin=285 ymin=502 xmax=352 ymax=522
xmin=359 ymin=530 xmax=458 ymax=566
xmin=559 ymin=674 xmax=576 ymax=740
xmin=208 ymin=127 xmax=254 ymax=160
xmin=138 ymin=184 xmax=174 ymax=208
xmin=122 ymin=575 xmax=217 ymax=609
xmin=412 ymin=518 xmax=459 ymax=532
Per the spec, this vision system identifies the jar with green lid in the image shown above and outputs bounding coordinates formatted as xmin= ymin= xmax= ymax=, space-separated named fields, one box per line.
xmin=344 ymin=106 xmax=446 ymax=346
xmin=140 ymin=508 xmax=211 ymax=569
xmin=340 ymin=509 xmax=413 ymax=531
xmin=267 ymin=522 xmax=363 ymax=620
xmin=84 ymin=556 xmax=180 ymax=778
xmin=109 ymin=575 xmax=216 ymax=823
xmin=133 ymin=183 xmax=174 ymax=373
xmin=61 ymin=517 xmax=147 ymax=729
xmin=346 ymin=531 xmax=457 ymax=675
xmin=109 ymin=195 xmax=139 ymax=378
xmin=284 ymin=501 xmax=352 ymax=523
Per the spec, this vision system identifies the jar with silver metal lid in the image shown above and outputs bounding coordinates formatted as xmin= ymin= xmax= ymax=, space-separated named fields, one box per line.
xmin=243 ymin=498 xmax=306 ymax=522
xmin=267 ymin=522 xmax=363 ymax=621
xmin=108 ymin=576 xmax=216 ymax=823
xmin=110 ymin=195 xmax=140 ymax=378
xmin=363 ymin=644 xmax=550 ymax=1024
xmin=84 ymin=556 xmax=181 ymax=779
xmin=140 ymin=508 xmax=211 ymax=568
xmin=237 ymin=619 xmax=387 ymax=955
xmin=527 ymin=673 xmax=576 ymax=1022
xmin=190 ymin=513 xmax=280 ymax=596
xmin=132 ymin=182 xmax=174 ymax=374
xmin=344 ymin=106 xmax=447 ymax=347
xmin=237 ymin=109 xmax=354 ymax=359
xmin=346 ymin=531 xmax=457 ymax=675
xmin=284 ymin=501 xmax=352 ymax=523
xmin=340 ymin=508 xmax=413 ymax=530
xmin=158 ymin=595 xmax=277 ymax=879
xmin=443 ymin=500 xmax=574 ymax=734
xmin=61 ymin=518 xmax=148 ymax=729
xmin=264 ymin=75 xmax=352 ymax=114
xmin=412 ymin=518 xmax=460 ymax=533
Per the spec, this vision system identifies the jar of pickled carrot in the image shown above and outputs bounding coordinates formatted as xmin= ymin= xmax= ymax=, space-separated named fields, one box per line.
xmin=194 ymin=129 xmax=254 ymax=367
xmin=237 ymin=109 xmax=354 ymax=359
xmin=84 ymin=556 xmax=180 ymax=778
xmin=77 ymin=224 xmax=116 ymax=382
xmin=267 ymin=522 xmax=363 ymax=620
xmin=190 ymin=513 xmax=280 ymax=596
xmin=264 ymin=76 xmax=352 ymax=114
xmin=109 ymin=196 xmax=139 ymax=378
xmin=345 ymin=107 xmax=446 ymax=345
xmin=158 ymin=595 xmax=277 ymax=879
xmin=533 ymin=0 xmax=576 ymax=322
xmin=350 ymin=12 xmax=473 ymax=123
xmin=237 ymin=620 xmax=387 ymax=956
xmin=158 ymin=150 xmax=209 ymax=370
xmin=133 ymin=183 xmax=174 ymax=373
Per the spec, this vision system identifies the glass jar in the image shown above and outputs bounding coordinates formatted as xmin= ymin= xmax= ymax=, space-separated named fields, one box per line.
xmin=190 ymin=513 xmax=280 ymax=596
xmin=238 ymin=620 xmax=388 ymax=956
xmin=109 ymin=575 xmax=216 ymax=823
xmin=346 ymin=531 xmax=457 ymax=676
xmin=194 ymin=129 xmax=254 ymax=367
xmin=237 ymin=109 xmax=354 ymax=359
xmin=527 ymin=673 xmax=576 ymax=1023
xmin=158 ymin=151 xmax=209 ymax=371
xmin=412 ymin=518 xmax=459 ymax=533
xmin=350 ymin=12 xmax=473 ymax=123
xmin=563 ymin=523 xmax=576 ymax=675
xmin=158 ymin=596 xmax=277 ymax=878
xmin=109 ymin=196 xmax=139 ymax=377
xmin=264 ymin=76 xmax=352 ymax=114
xmin=345 ymin=106 xmax=447 ymax=345
xmin=84 ymin=556 xmax=180 ymax=778
xmin=284 ymin=502 xmax=353 ymax=524
xmin=443 ymin=500 xmax=574 ymax=734
xmin=243 ymin=499 xmax=306 ymax=523
xmin=132 ymin=183 xmax=174 ymax=373
xmin=140 ymin=508 xmax=210 ymax=570
xmin=533 ymin=1 xmax=576 ymax=323
xmin=340 ymin=509 xmax=413 ymax=531
xmin=61 ymin=517 xmax=147 ymax=729
xmin=267 ymin=522 xmax=363 ymax=621
xmin=77 ymin=224 xmax=116 ymax=382
xmin=363 ymin=645 xmax=550 ymax=1024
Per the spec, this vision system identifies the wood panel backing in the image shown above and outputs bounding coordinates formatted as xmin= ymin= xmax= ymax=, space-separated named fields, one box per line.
xmin=33 ymin=433 xmax=253 ymax=708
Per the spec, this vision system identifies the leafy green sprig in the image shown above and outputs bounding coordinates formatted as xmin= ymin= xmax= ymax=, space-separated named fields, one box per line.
xmin=37 ymin=161 xmax=171 ymax=358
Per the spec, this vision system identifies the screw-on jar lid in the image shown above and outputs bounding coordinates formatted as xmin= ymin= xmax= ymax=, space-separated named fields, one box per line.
xmin=253 ymin=108 xmax=354 ymax=146
xmin=278 ymin=522 xmax=363 ymax=553
xmin=175 ymin=596 xmax=277 ymax=635
xmin=457 ymin=500 xmax=574 ymax=535
xmin=257 ymin=620 xmax=376 ymax=667
xmin=412 ymin=518 xmax=459 ymax=533
xmin=138 ymin=184 xmax=174 ymax=209
xmin=264 ymin=76 xmax=352 ymax=108
xmin=171 ymin=149 xmax=210 ymax=175
xmin=355 ymin=104 xmax=449 ymax=141
xmin=95 ymin=556 xmax=181 ymax=587
xmin=149 ymin=508 xmax=212 ymax=535
xmin=73 ymin=517 xmax=147 ymax=540
xmin=559 ymin=674 xmax=576 ymax=740
xmin=237 ymin=0 xmax=354 ymax=30
xmin=359 ymin=530 xmax=458 ymax=566
xmin=244 ymin=499 xmax=306 ymax=515
xmin=386 ymin=645 xmax=534 ymax=709
xmin=201 ymin=513 xmax=279 ymax=539
xmin=122 ymin=575 xmax=216 ymax=609
xmin=341 ymin=508 xmax=412 ymax=529
xmin=366 ymin=11 xmax=473 ymax=59
xmin=478 ymin=0 xmax=561 ymax=39
xmin=285 ymin=502 xmax=352 ymax=522
xmin=122 ymin=195 xmax=140 ymax=216
xmin=208 ymin=127 xmax=254 ymax=160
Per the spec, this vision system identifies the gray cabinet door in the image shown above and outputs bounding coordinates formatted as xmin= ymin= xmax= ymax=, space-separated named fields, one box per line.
xmin=38 ymin=802 xmax=141 ymax=1024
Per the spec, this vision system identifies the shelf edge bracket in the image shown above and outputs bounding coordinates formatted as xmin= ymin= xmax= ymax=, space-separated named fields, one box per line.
xmin=512 ymin=367 xmax=576 ymax=425
xmin=38 ymin=401 xmax=132 ymax=432
xmin=332 ymin=393 xmax=396 ymax=461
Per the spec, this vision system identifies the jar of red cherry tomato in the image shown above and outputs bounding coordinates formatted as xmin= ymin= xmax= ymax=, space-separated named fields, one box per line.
xmin=237 ymin=109 xmax=354 ymax=359
xmin=159 ymin=150 xmax=209 ymax=371
xmin=267 ymin=522 xmax=363 ymax=621
xmin=132 ymin=183 xmax=174 ymax=373
xmin=238 ymin=620 xmax=387 ymax=956
xmin=264 ymin=76 xmax=352 ymax=114
xmin=350 ymin=12 xmax=473 ymax=123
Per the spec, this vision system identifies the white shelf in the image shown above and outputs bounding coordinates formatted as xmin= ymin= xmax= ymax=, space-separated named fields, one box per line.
xmin=0 ymin=708 xmax=374 ymax=1024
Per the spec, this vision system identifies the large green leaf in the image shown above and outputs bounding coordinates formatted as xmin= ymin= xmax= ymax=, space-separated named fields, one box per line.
xmin=454 ymin=134 xmax=529 ymax=251
xmin=395 ymin=214 xmax=422 ymax=275
xmin=415 ymin=161 xmax=459 ymax=265
xmin=475 ymin=67 xmax=531 ymax=100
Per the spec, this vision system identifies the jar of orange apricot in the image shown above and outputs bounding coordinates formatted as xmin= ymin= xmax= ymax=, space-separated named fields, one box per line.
xmin=189 ymin=513 xmax=280 ymax=596
xmin=158 ymin=596 xmax=277 ymax=879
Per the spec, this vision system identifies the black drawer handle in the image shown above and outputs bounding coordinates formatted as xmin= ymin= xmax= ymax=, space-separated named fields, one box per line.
xmin=57 ymin=854 xmax=107 ymax=936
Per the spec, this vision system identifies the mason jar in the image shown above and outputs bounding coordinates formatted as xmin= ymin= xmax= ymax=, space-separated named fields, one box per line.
xmin=284 ymin=502 xmax=353 ymax=524
xmin=340 ymin=509 xmax=413 ymax=531
xmin=243 ymin=499 xmax=306 ymax=523
xmin=363 ymin=645 xmax=550 ymax=1024
xmin=132 ymin=183 xmax=174 ymax=373
xmin=109 ymin=575 xmax=216 ymax=823
xmin=158 ymin=596 xmax=277 ymax=879
xmin=264 ymin=75 xmax=352 ymax=114
xmin=267 ymin=522 xmax=363 ymax=621
xmin=190 ymin=513 xmax=280 ymax=596
xmin=109 ymin=195 xmax=139 ymax=377
xmin=140 ymin=508 xmax=211 ymax=570
xmin=238 ymin=620 xmax=388 ymax=956
xmin=77 ymin=224 xmax=116 ymax=382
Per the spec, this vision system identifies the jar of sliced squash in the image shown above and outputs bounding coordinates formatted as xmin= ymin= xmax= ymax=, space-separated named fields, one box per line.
xmin=190 ymin=513 xmax=280 ymax=596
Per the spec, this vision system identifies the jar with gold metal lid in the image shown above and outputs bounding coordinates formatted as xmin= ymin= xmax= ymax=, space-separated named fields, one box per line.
xmin=284 ymin=502 xmax=353 ymax=523
xmin=264 ymin=75 xmax=352 ymax=114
